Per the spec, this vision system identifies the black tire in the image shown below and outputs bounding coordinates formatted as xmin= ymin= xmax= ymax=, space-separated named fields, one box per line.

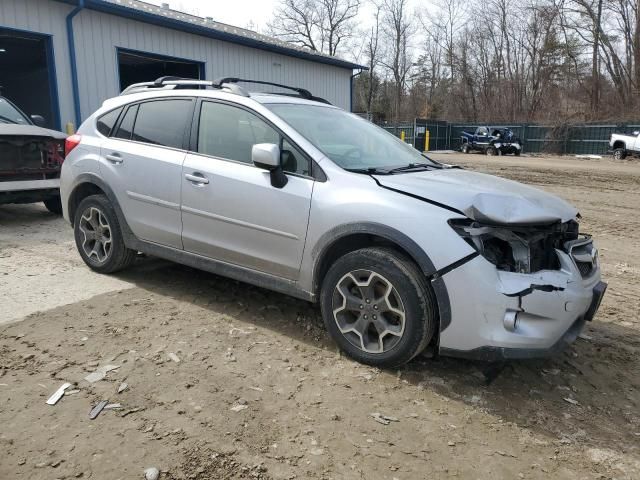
xmin=613 ymin=148 xmax=626 ymax=160
xmin=73 ymin=194 xmax=136 ymax=273
xmin=43 ymin=195 xmax=62 ymax=215
xmin=513 ymin=149 xmax=521 ymax=156
xmin=486 ymin=146 xmax=498 ymax=156
xmin=461 ymin=143 xmax=470 ymax=154
xmin=320 ymin=247 xmax=437 ymax=368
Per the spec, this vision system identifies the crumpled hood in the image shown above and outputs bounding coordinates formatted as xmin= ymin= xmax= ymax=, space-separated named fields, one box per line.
xmin=375 ymin=169 xmax=578 ymax=224
xmin=0 ymin=124 xmax=67 ymax=140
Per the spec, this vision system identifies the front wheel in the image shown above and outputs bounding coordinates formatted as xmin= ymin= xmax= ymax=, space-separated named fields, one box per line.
xmin=73 ymin=194 xmax=136 ymax=273
xmin=486 ymin=146 xmax=498 ymax=156
xmin=320 ymin=248 xmax=436 ymax=368
xmin=461 ymin=143 xmax=470 ymax=154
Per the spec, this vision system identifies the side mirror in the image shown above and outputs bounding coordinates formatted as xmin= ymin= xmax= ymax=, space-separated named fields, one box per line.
xmin=252 ymin=143 xmax=288 ymax=188
xmin=30 ymin=114 xmax=46 ymax=127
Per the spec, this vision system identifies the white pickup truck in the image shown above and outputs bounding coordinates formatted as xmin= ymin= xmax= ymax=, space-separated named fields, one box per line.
xmin=609 ymin=130 xmax=640 ymax=160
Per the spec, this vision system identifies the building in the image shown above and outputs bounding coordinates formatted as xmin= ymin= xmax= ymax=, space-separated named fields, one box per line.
xmin=0 ymin=0 xmax=364 ymax=130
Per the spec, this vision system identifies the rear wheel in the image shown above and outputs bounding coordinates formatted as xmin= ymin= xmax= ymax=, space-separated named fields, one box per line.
xmin=320 ymin=247 xmax=436 ymax=368
xmin=613 ymin=148 xmax=627 ymax=160
xmin=513 ymin=149 xmax=521 ymax=156
xmin=461 ymin=143 xmax=470 ymax=154
xmin=73 ymin=194 xmax=136 ymax=273
xmin=43 ymin=195 xmax=62 ymax=215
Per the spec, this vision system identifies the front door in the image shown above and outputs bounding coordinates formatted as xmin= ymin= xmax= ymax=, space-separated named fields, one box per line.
xmin=99 ymin=98 xmax=194 ymax=249
xmin=181 ymin=100 xmax=313 ymax=279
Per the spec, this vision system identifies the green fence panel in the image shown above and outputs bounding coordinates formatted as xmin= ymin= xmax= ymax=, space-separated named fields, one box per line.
xmin=377 ymin=119 xmax=640 ymax=155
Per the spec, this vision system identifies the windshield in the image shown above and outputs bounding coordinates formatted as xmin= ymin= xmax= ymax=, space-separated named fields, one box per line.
xmin=0 ymin=97 xmax=30 ymax=125
xmin=266 ymin=103 xmax=436 ymax=171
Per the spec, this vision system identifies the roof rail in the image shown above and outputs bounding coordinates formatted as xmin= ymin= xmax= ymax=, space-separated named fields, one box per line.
xmin=120 ymin=77 xmax=249 ymax=96
xmin=120 ymin=76 xmax=330 ymax=104
xmin=214 ymin=77 xmax=331 ymax=104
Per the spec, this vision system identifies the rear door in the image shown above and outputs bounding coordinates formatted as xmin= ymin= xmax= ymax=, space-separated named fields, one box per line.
xmin=180 ymin=100 xmax=313 ymax=279
xmin=99 ymin=98 xmax=195 ymax=249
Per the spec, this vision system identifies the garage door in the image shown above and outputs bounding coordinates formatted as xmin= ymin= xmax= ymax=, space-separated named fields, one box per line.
xmin=0 ymin=28 xmax=59 ymax=129
xmin=117 ymin=48 xmax=204 ymax=92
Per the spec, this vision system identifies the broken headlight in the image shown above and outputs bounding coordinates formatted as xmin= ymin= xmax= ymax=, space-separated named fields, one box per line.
xmin=449 ymin=219 xmax=579 ymax=273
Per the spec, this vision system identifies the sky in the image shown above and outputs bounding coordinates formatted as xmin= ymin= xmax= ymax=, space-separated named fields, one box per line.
xmin=144 ymin=0 xmax=280 ymax=30
xmin=144 ymin=0 xmax=382 ymax=32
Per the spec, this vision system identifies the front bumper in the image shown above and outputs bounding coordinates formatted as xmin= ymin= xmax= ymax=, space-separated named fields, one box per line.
xmin=437 ymin=241 xmax=606 ymax=361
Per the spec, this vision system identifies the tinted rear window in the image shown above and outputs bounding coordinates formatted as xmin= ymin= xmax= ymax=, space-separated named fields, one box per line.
xmin=131 ymin=100 xmax=192 ymax=149
xmin=114 ymin=105 xmax=138 ymax=140
xmin=97 ymin=107 xmax=122 ymax=136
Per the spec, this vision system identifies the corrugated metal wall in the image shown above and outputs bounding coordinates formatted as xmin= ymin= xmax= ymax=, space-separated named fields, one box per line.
xmin=0 ymin=0 xmax=353 ymax=127
xmin=0 ymin=0 xmax=76 ymax=127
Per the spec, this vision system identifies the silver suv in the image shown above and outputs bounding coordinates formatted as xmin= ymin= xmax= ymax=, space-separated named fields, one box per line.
xmin=60 ymin=77 xmax=606 ymax=367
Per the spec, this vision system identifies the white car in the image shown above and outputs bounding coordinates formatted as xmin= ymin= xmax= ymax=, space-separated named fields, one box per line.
xmin=60 ymin=77 xmax=606 ymax=367
xmin=610 ymin=130 xmax=640 ymax=160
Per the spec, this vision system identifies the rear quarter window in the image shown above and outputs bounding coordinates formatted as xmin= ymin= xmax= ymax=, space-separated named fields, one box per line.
xmin=96 ymin=107 xmax=123 ymax=137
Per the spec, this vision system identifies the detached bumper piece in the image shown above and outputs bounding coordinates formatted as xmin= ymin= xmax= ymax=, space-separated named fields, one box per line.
xmin=585 ymin=281 xmax=607 ymax=321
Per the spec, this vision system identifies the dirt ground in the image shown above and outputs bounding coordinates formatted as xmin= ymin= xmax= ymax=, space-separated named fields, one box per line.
xmin=1 ymin=153 xmax=639 ymax=480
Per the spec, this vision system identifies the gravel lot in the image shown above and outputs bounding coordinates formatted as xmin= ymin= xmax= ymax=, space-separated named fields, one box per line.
xmin=1 ymin=154 xmax=639 ymax=479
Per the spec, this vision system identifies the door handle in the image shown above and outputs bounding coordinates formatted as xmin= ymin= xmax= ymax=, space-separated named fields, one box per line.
xmin=185 ymin=172 xmax=209 ymax=184
xmin=106 ymin=153 xmax=123 ymax=164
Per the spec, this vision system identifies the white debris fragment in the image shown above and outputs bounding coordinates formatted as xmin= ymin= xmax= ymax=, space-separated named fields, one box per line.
xmin=104 ymin=403 xmax=122 ymax=410
xmin=168 ymin=353 xmax=180 ymax=363
xmin=144 ymin=467 xmax=160 ymax=480
xmin=117 ymin=382 xmax=129 ymax=394
xmin=46 ymin=382 xmax=72 ymax=405
xmin=563 ymin=397 xmax=580 ymax=405
xmin=84 ymin=365 xmax=120 ymax=383
xmin=371 ymin=412 xmax=399 ymax=425
xmin=230 ymin=404 xmax=248 ymax=412
xmin=578 ymin=333 xmax=593 ymax=341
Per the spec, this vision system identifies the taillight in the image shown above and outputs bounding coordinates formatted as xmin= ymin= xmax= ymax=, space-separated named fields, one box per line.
xmin=65 ymin=134 xmax=82 ymax=157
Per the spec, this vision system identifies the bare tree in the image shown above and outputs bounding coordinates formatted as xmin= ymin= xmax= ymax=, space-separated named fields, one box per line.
xmin=380 ymin=0 xmax=414 ymax=122
xmin=268 ymin=0 xmax=360 ymax=55
xmin=364 ymin=4 xmax=382 ymax=114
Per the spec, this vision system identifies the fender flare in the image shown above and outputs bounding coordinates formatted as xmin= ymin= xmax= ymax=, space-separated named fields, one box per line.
xmin=67 ymin=173 xmax=136 ymax=245
xmin=311 ymin=222 xmax=452 ymax=331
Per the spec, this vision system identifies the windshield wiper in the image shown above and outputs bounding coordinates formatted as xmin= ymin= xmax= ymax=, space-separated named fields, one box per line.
xmin=344 ymin=167 xmax=391 ymax=175
xmin=386 ymin=163 xmax=434 ymax=174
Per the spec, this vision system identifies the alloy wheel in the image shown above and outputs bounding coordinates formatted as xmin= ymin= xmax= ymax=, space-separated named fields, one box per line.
xmin=332 ymin=269 xmax=406 ymax=354
xmin=78 ymin=207 xmax=112 ymax=263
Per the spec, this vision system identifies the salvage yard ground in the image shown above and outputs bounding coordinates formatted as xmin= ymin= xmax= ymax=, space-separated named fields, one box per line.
xmin=0 ymin=154 xmax=639 ymax=479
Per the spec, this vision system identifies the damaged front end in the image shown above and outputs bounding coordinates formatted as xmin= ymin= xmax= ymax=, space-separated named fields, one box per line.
xmin=438 ymin=217 xmax=606 ymax=360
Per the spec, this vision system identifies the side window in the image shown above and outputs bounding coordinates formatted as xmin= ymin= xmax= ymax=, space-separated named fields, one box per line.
xmin=96 ymin=107 xmax=122 ymax=137
xmin=131 ymin=99 xmax=193 ymax=149
xmin=198 ymin=102 xmax=279 ymax=164
xmin=197 ymin=102 xmax=310 ymax=175
xmin=113 ymin=105 xmax=138 ymax=140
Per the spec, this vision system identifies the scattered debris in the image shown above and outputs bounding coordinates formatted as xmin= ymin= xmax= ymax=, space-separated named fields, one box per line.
xmin=121 ymin=407 xmax=145 ymax=417
xmin=168 ymin=352 xmax=181 ymax=363
xmin=84 ymin=364 xmax=120 ymax=383
xmin=144 ymin=467 xmax=160 ymax=480
xmin=578 ymin=333 xmax=593 ymax=341
xmin=89 ymin=400 xmax=109 ymax=420
xmin=309 ymin=447 xmax=324 ymax=456
xmin=247 ymin=386 xmax=263 ymax=392
xmin=371 ymin=412 xmax=399 ymax=425
xmin=117 ymin=382 xmax=129 ymax=394
xmin=230 ymin=404 xmax=248 ymax=412
xmin=46 ymin=382 xmax=72 ymax=405
xmin=65 ymin=389 xmax=81 ymax=395
xmin=563 ymin=397 xmax=580 ymax=406
xmin=104 ymin=403 xmax=122 ymax=410
xmin=448 ymin=441 xmax=456 ymax=447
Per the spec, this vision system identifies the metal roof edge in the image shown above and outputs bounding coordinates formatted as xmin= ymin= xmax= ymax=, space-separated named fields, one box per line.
xmin=57 ymin=0 xmax=367 ymax=70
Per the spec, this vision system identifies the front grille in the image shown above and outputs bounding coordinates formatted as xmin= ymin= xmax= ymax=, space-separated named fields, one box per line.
xmin=575 ymin=260 xmax=594 ymax=278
